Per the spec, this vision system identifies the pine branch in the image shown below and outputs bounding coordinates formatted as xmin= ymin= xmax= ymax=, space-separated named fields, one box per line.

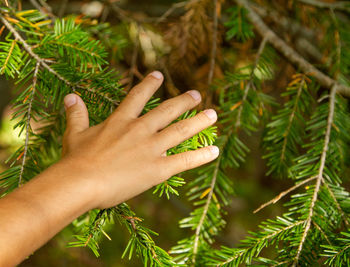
xmin=292 ymin=85 xmax=337 ymax=266
xmin=0 ymin=14 xmax=118 ymax=106
xmin=18 ymin=61 xmax=40 ymax=187
xmin=254 ymin=175 xmax=317 ymax=213
xmin=234 ymin=0 xmax=350 ymax=97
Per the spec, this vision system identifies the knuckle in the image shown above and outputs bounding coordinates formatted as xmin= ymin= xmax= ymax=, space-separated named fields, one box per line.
xmin=131 ymin=119 xmax=150 ymax=132
xmin=173 ymin=121 xmax=189 ymax=136
xmin=181 ymin=153 xmax=193 ymax=169
xmin=158 ymin=101 xmax=175 ymax=115
xmin=128 ymin=87 xmax=143 ymax=99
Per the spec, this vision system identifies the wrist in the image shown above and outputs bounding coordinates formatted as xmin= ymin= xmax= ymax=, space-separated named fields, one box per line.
xmin=52 ymin=157 xmax=100 ymax=211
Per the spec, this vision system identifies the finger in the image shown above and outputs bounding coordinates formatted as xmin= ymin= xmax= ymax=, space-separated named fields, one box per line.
xmin=140 ymin=90 xmax=201 ymax=132
xmin=115 ymin=71 xmax=163 ymax=118
xmin=160 ymin=146 xmax=219 ymax=177
xmin=154 ymin=109 xmax=217 ymax=152
xmin=64 ymin=94 xmax=89 ymax=134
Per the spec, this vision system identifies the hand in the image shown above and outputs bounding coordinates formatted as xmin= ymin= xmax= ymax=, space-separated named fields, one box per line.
xmin=61 ymin=71 xmax=219 ymax=209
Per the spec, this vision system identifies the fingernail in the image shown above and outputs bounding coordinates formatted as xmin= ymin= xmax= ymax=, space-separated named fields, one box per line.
xmin=204 ymin=109 xmax=217 ymax=121
xmin=150 ymin=71 xmax=163 ymax=80
xmin=186 ymin=90 xmax=201 ymax=101
xmin=209 ymin=146 xmax=219 ymax=157
xmin=64 ymin=94 xmax=77 ymax=109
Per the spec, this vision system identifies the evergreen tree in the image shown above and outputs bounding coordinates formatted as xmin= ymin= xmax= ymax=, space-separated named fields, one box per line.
xmin=1 ymin=0 xmax=350 ymax=266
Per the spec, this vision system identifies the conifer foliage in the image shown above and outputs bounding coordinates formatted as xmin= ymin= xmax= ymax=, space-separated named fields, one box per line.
xmin=1 ymin=0 xmax=350 ymax=266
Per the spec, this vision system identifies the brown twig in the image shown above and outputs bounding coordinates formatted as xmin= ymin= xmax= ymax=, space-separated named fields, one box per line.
xmin=235 ymin=0 xmax=350 ymax=97
xmin=298 ymin=0 xmax=350 ymax=13
xmin=251 ymin=3 xmax=324 ymax=63
xmin=206 ymin=0 xmax=219 ymax=107
xmin=109 ymin=3 xmax=134 ymax=23
xmin=155 ymin=1 xmax=188 ymax=24
xmin=252 ymin=3 xmax=318 ymax=41
xmin=18 ymin=62 xmax=40 ymax=187
xmin=29 ymin=0 xmax=56 ymax=20
xmin=160 ymin=59 xmax=181 ymax=97
xmin=126 ymin=37 xmax=140 ymax=91
xmin=254 ymin=176 xmax=317 ymax=213
xmin=58 ymin=0 xmax=68 ymax=17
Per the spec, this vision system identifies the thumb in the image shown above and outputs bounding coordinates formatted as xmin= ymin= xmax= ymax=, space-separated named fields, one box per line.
xmin=64 ymin=94 xmax=89 ymax=134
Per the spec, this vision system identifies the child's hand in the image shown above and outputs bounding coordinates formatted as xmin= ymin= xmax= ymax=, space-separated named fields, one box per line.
xmin=0 ymin=71 xmax=219 ymax=266
xmin=62 ymin=71 xmax=218 ymax=209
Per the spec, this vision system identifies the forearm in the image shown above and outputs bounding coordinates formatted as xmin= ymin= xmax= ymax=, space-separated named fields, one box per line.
xmin=0 ymin=159 xmax=95 ymax=266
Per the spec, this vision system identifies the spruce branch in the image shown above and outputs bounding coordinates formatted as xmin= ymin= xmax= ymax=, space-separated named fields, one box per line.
xmin=323 ymin=231 xmax=350 ymax=266
xmin=292 ymin=85 xmax=337 ymax=266
xmin=210 ymin=219 xmax=306 ymax=266
xmin=190 ymin=37 xmax=269 ymax=265
xmin=0 ymin=14 xmax=118 ymax=106
xmin=0 ymin=39 xmax=16 ymax=74
xmin=234 ymin=0 xmax=350 ymax=97
xmin=192 ymin=158 xmax=220 ymax=265
xmin=235 ymin=36 xmax=267 ymax=129
xmin=280 ymin=77 xmax=305 ymax=162
xmin=254 ymin=175 xmax=317 ymax=214
xmin=264 ymin=73 xmax=313 ymax=178
xmin=323 ymin=181 xmax=350 ymax=227
xmin=18 ymin=61 xmax=40 ymax=187
xmin=312 ymin=221 xmax=332 ymax=246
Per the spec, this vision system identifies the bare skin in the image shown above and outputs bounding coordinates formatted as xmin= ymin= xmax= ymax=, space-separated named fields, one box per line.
xmin=0 ymin=71 xmax=218 ymax=266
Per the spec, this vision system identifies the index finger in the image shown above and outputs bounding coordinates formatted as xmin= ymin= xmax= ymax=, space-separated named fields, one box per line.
xmin=114 ymin=71 xmax=164 ymax=118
